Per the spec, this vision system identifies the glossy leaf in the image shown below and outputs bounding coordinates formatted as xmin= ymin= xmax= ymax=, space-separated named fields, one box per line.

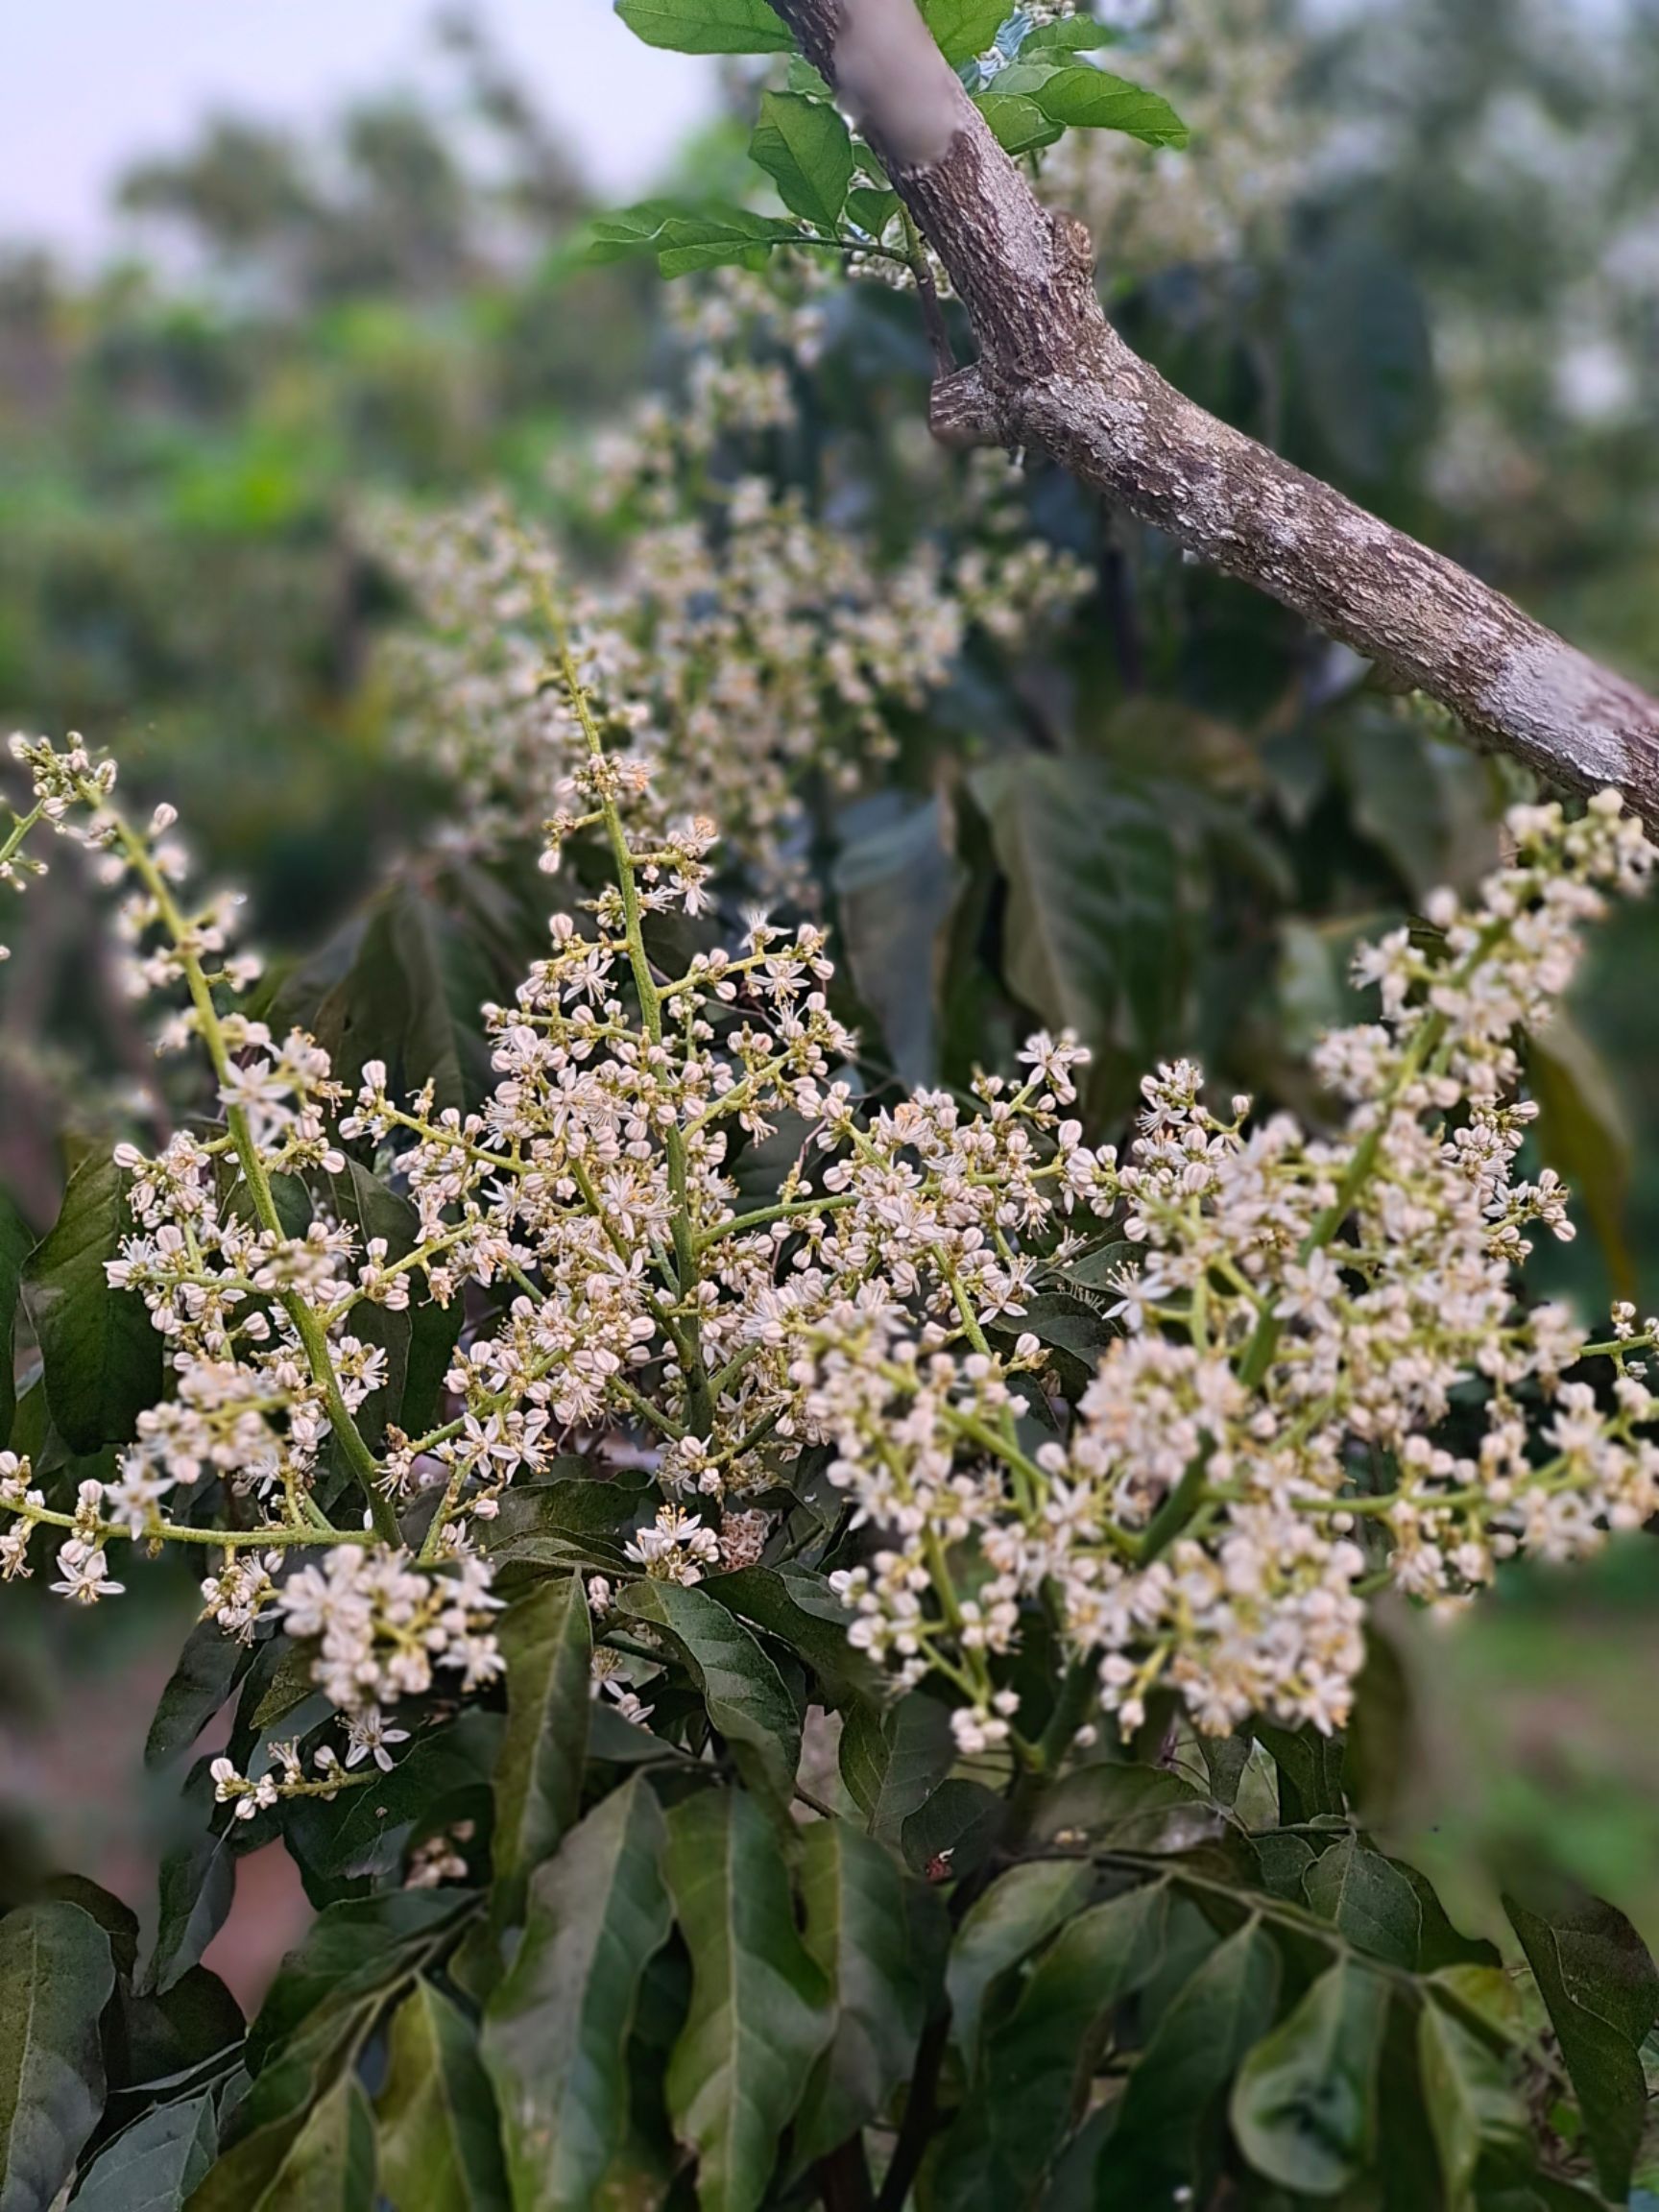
xmin=1027 ymin=62 xmax=1189 ymax=147
xmin=749 ymin=92 xmax=853 ymax=230
xmin=1096 ymin=1919 xmax=1280 ymax=2206
xmin=619 ymin=1579 xmax=800 ymax=1811
xmin=931 ymin=1883 xmax=1170 ymax=2207
xmin=20 ymin=1147 xmax=161 ymax=1454
xmin=920 ymin=0 xmax=1008 ymax=64
xmin=1230 ymin=1959 xmax=1389 ymax=2196
xmin=945 ymin=1858 xmax=1094 ymax=2063
xmin=661 ymin=1790 xmax=832 ymax=2212
xmin=483 ymin=1776 xmax=673 ymax=2212
xmin=705 ymin=1564 xmax=881 ymax=1705
xmin=0 ymin=1900 xmax=115 ymax=2212
xmin=794 ymin=1819 xmax=927 ymax=2160
xmin=1503 ymin=1891 xmax=1658 ymax=2200
xmin=376 ymin=1979 xmax=510 ymax=2211
xmin=613 ymin=0 xmax=793 ymax=55
xmin=493 ymin=1575 xmax=591 ymax=1922
xmin=972 ymin=91 xmax=1063 ymax=156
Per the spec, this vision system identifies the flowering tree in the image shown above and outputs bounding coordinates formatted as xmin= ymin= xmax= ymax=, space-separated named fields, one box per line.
xmin=3 ymin=5 xmax=1659 ymax=2210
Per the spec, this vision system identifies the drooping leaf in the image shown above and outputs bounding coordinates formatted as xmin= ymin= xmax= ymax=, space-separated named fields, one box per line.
xmin=1417 ymin=1992 xmax=1532 ymax=2209
xmin=832 ymin=795 xmax=961 ymax=1092
xmin=1503 ymin=1891 xmax=1659 ymax=2200
xmin=73 ymin=2094 xmax=219 ymax=2212
xmin=838 ymin=1691 xmax=955 ymax=1845
xmin=1528 ymin=1012 xmax=1636 ymax=1302
xmin=1303 ymin=1834 xmax=1422 ymax=1970
xmin=620 ymin=1580 xmax=800 ymax=1812
xmin=0 ymin=1190 xmax=32 ymax=1446
xmin=202 ymin=2070 xmax=378 ymax=2211
xmin=1096 ymin=1920 xmax=1281 ymax=2207
xmin=930 ymin=1882 xmax=1170 ymax=2207
xmin=749 ymin=91 xmax=854 ymax=230
xmin=147 ymin=1775 xmax=239 ymax=1996
xmin=945 ymin=1858 xmax=1094 ymax=2063
xmin=146 ymin=1618 xmax=253 ymax=1769
xmin=614 ymin=0 xmax=793 ymax=54
xmin=0 ymin=1900 xmax=115 ymax=2212
xmin=246 ymin=1889 xmax=476 ymax=2074
xmin=376 ymin=1980 xmax=510 ymax=2212
xmin=972 ymin=757 xmax=1184 ymax=1058
xmin=661 ymin=1791 xmax=832 ymax=2212
xmin=794 ymin=1819 xmax=929 ymax=2160
xmin=482 ymin=1776 xmax=673 ymax=2212
xmin=920 ymin=0 xmax=1009 ymax=65
xmin=493 ymin=1575 xmax=591 ymax=1922
xmin=20 ymin=1148 xmax=161 ymax=1453
xmin=1230 ymin=1959 xmax=1390 ymax=2196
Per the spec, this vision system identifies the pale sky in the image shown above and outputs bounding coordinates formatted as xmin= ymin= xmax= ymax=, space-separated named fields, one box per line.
xmin=2 ymin=1 xmax=718 ymax=259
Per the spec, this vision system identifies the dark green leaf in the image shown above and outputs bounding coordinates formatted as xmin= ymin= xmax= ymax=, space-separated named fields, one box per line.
xmin=1528 ymin=1014 xmax=1636 ymax=1303
xmin=146 ymin=1619 xmax=252 ymax=1770
xmin=283 ymin=1712 xmax=499 ymax=1888
xmin=1098 ymin=1919 xmax=1281 ymax=2206
xmin=661 ymin=1791 xmax=831 ymax=2212
xmin=1028 ymin=62 xmax=1189 ymax=146
xmin=832 ymin=796 xmax=961 ymax=1091
xmin=614 ymin=0 xmax=793 ymax=54
xmin=246 ymin=1889 xmax=475 ymax=2073
xmin=482 ymin=1776 xmax=673 ymax=2212
xmin=493 ymin=1576 xmax=591 ymax=1922
xmin=148 ymin=1783 xmax=238 ymax=1996
xmin=838 ymin=1692 xmax=955 ymax=1845
xmin=376 ymin=1979 xmax=509 ymax=2211
xmin=0 ymin=1900 xmax=115 ymax=2212
xmin=74 ymin=2095 xmax=219 ymax=2212
xmin=794 ymin=1819 xmax=928 ymax=2160
xmin=1418 ymin=1992 xmax=1531 ymax=2209
xmin=1503 ymin=1891 xmax=1658 ymax=2200
xmin=931 ymin=1883 xmax=1169 ymax=2206
xmin=921 ymin=0 xmax=1007 ymax=63
xmin=945 ymin=1858 xmax=1094 ymax=2063
xmin=901 ymin=1779 xmax=1005 ymax=1881
xmin=619 ymin=1580 xmax=800 ymax=1811
xmin=705 ymin=1564 xmax=881 ymax=1705
xmin=1303 ymin=1834 xmax=1422 ymax=1969
xmin=205 ymin=2070 xmax=377 ymax=2210
xmin=1230 ymin=1960 xmax=1389 ymax=2195
xmin=750 ymin=91 xmax=854 ymax=229
xmin=1257 ymin=1719 xmax=1346 ymax=1821
xmin=0 ymin=1190 xmax=32 ymax=1446
xmin=20 ymin=1149 xmax=161 ymax=1454
xmin=1027 ymin=1761 xmax=1223 ymax=1856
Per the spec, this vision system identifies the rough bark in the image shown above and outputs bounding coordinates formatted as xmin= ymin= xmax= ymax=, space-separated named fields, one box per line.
xmin=770 ymin=0 xmax=1659 ymax=826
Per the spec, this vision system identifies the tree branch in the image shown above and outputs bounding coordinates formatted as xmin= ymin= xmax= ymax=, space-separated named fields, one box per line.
xmin=769 ymin=0 xmax=1659 ymax=825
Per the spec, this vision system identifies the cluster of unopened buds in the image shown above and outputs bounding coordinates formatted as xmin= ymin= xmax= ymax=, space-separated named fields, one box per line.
xmin=1 ymin=695 xmax=1655 ymax=1804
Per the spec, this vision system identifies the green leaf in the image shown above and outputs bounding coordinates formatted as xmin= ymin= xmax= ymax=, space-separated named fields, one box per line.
xmin=0 ymin=1190 xmax=32 ymax=1446
xmin=1027 ymin=1761 xmax=1223 ymax=1856
xmin=614 ymin=0 xmax=793 ymax=54
xmin=901 ymin=1779 xmax=1005 ymax=1882
xmin=147 ymin=1767 xmax=240 ymax=1995
xmin=1230 ymin=1959 xmax=1389 ymax=2196
xmin=493 ymin=1575 xmax=591 ymax=1922
xmin=20 ymin=1148 xmax=161 ymax=1454
xmin=283 ymin=1712 xmax=499 ymax=1889
xmin=376 ymin=1980 xmax=510 ymax=2211
xmin=972 ymin=757 xmax=1184 ymax=1057
xmin=920 ymin=0 xmax=1008 ymax=64
xmin=146 ymin=1618 xmax=252 ymax=1769
xmin=1303 ymin=1835 xmax=1422 ymax=1970
xmin=705 ymin=1564 xmax=882 ymax=1705
xmin=482 ymin=1776 xmax=673 ymax=2212
xmin=1097 ymin=1920 xmax=1281 ymax=2207
xmin=1021 ymin=15 xmax=1120 ymax=50
xmin=73 ymin=2095 xmax=218 ymax=2212
xmin=1528 ymin=1013 xmax=1636 ymax=1303
xmin=1417 ymin=1993 xmax=1531 ymax=2209
xmin=931 ymin=1883 xmax=1169 ymax=2206
xmin=1027 ymin=62 xmax=1189 ymax=147
xmin=972 ymin=91 xmax=1063 ymax=156
xmin=247 ymin=1890 xmax=475 ymax=2073
xmin=838 ymin=1692 xmax=955 ymax=1845
xmin=845 ymin=186 xmax=900 ymax=240
xmin=1503 ymin=1891 xmax=1658 ymax=2200
xmin=214 ymin=2070 xmax=378 ymax=2210
xmin=946 ymin=1857 xmax=1094 ymax=2063
xmin=619 ymin=1580 xmax=801 ymax=1812
xmin=0 ymin=1900 xmax=115 ymax=2212
xmin=662 ymin=1791 xmax=831 ymax=2212
xmin=749 ymin=91 xmax=854 ymax=230
xmin=833 ymin=796 xmax=961 ymax=1092
xmin=656 ymin=212 xmax=803 ymax=279
xmin=794 ymin=1819 xmax=928 ymax=2160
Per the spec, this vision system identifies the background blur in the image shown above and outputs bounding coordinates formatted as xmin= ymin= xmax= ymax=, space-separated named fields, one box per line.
xmin=3 ymin=0 xmax=1658 ymax=1993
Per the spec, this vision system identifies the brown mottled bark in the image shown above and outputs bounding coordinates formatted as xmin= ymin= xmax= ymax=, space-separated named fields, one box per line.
xmin=769 ymin=0 xmax=1659 ymax=827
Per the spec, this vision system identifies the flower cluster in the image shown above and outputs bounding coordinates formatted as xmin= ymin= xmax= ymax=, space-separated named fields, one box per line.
xmin=1 ymin=700 xmax=1654 ymax=1800
xmin=365 ymin=266 xmax=1089 ymax=887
